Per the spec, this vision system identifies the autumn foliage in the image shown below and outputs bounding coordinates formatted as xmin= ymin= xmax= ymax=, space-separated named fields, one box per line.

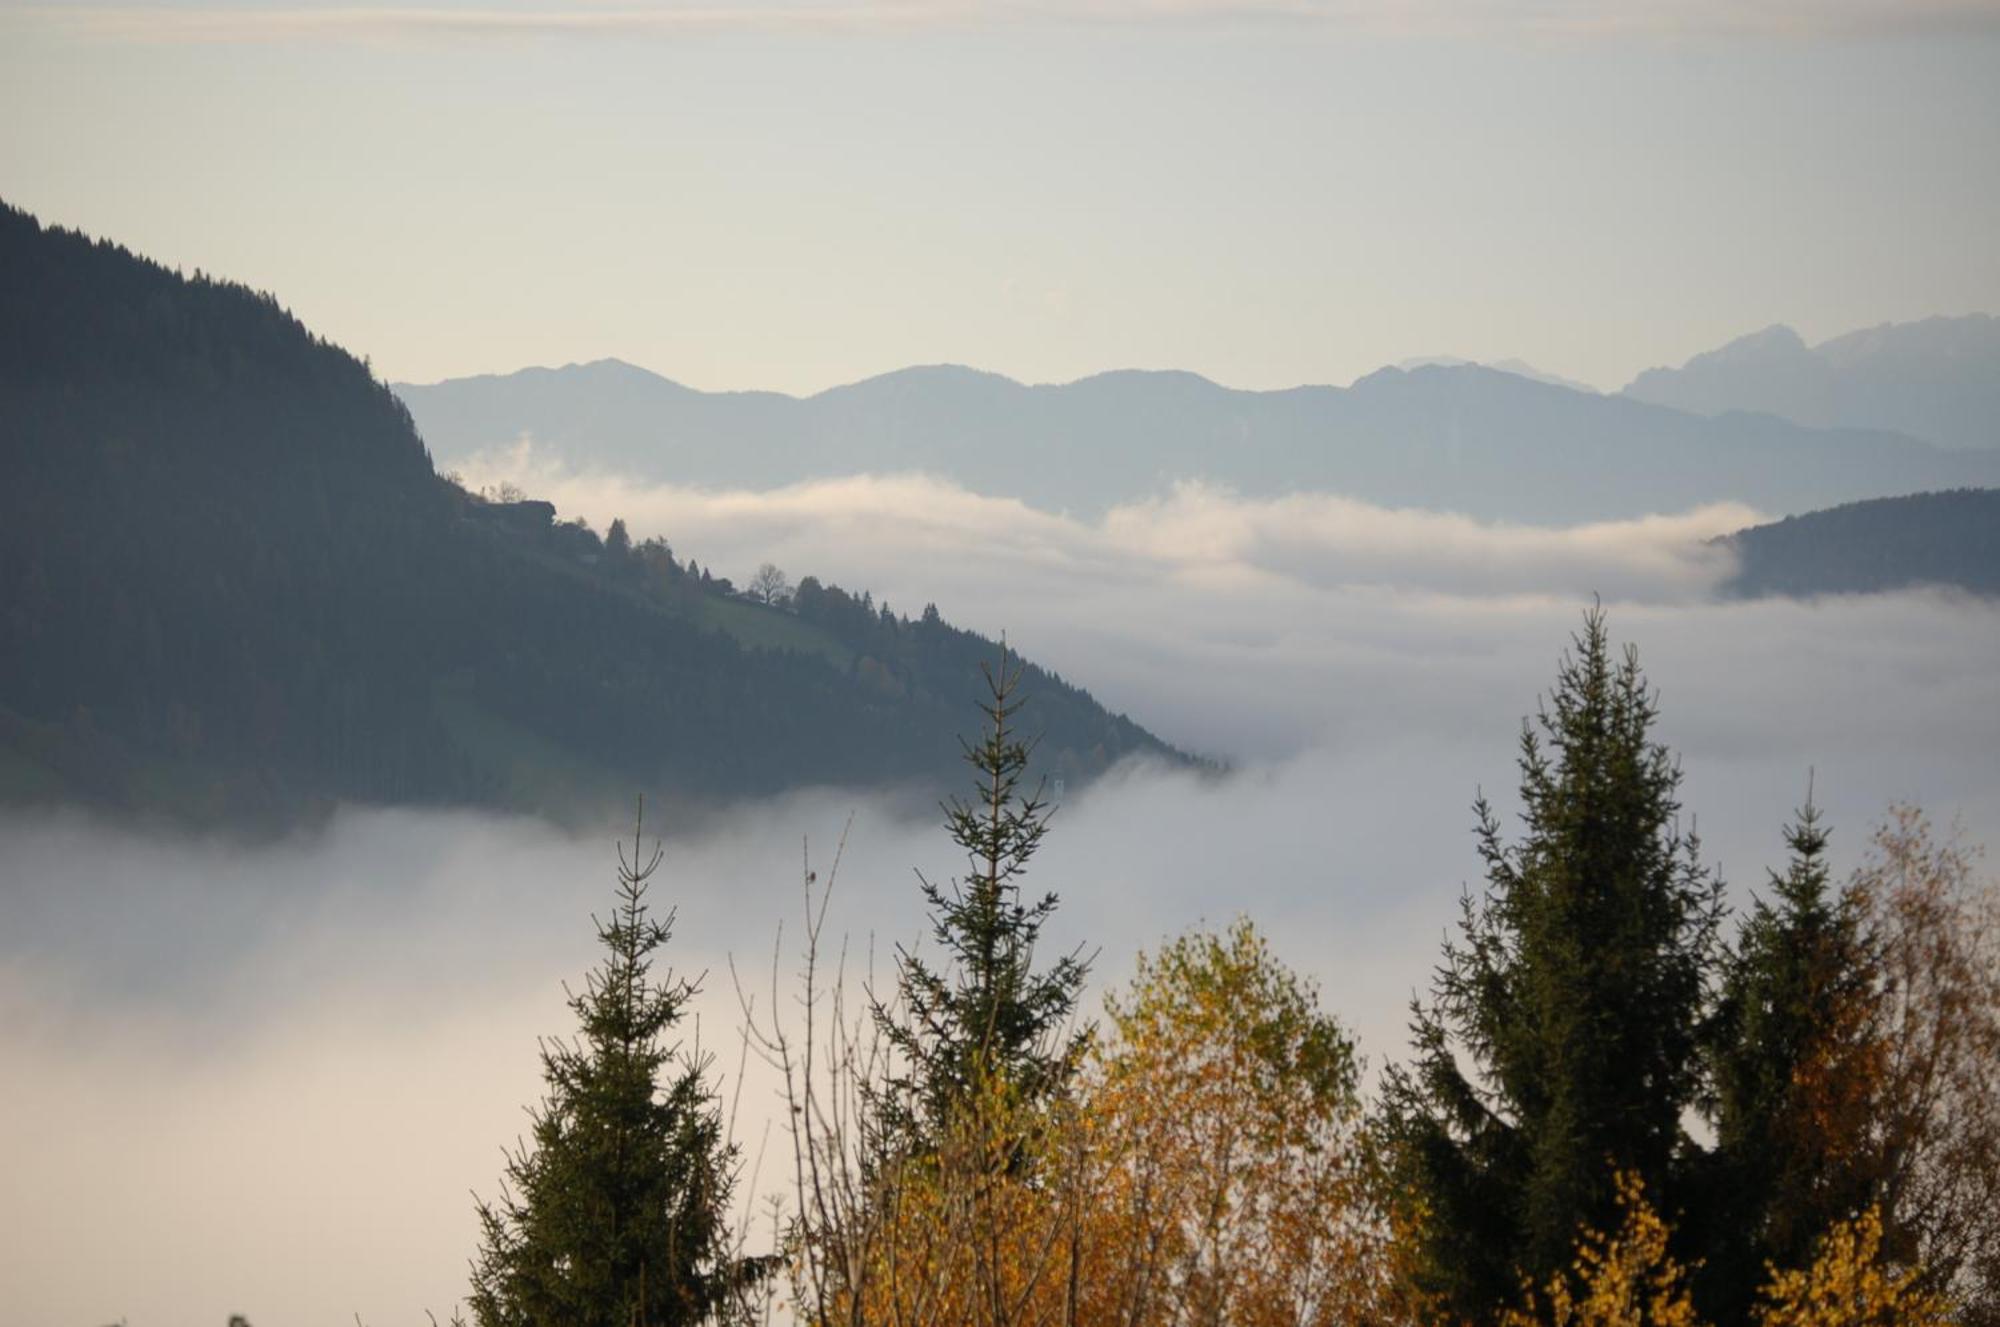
xmin=1082 ymin=920 xmax=1383 ymax=1326
xmin=718 ymin=624 xmax=2000 ymax=1327
xmin=1498 ymin=1173 xmax=1700 ymax=1327
xmin=1755 ymin=1205 xmax=1954 ymax=1327
xmin=1496 ymin=1174 xmax=1955 ymax=1327
xmin=792 ymin=918 xmax=1381 ymax=1327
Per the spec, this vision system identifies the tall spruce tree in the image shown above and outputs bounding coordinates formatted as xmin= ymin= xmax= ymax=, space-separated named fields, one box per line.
xmin=469 ymin=806 xmax=736 ymax=1327
xmin=1701 ymin=797 xmax=1884 ymax=1321
xmin=876 ymin=642 xmax=1091 ymax=1142
xmin=1382 ymin=608 xmax=1726 ymax=1319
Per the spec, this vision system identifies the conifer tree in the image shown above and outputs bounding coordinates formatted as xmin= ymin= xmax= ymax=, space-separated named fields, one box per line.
xmin=876 ymin=642 xmax=1091 ymax=1143
xmin=469 ymin=806 xmax=736 ymax=1327
xmin=605 ymin=517 xmax=633 ymax=562
xmin=1702 ymin=797 xmax=1884 ymax=1321
xmin=1382 ymin=608 xmax=1725 ymax=1320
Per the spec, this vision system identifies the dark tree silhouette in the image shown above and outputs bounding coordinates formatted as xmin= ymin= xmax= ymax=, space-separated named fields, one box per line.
xmin=875 ymin=642 xmax=1092 ymax=1146
xmin=1700 ymin=795 xmax=1884 ymax=1321
xmin=1382 ymin=607 xmax=1726 ymax=1319
xmin=469 ymin=806 xmax=737 ymax=1327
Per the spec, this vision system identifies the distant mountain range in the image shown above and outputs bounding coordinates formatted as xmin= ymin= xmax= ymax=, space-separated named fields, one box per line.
xmin=1623 ymin=315 xmax=2000 ymax=451
xmin=1721 ymin=489 xmax=2000 ymax=600
xmin=0 ymin=204 xmax=1175 ymax=828
xmin=397 ymin=354 xmax=2000 ymax=525
xmin=1398 ymin=356 xmax=1601 ymax=395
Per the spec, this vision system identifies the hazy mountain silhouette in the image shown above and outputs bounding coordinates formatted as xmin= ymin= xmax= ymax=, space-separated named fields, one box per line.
xmin=398 ymin=358 xmax=2000 ymax=523
xmin=1397 ymin=356 xmax=1601 ymax=394
xmin=1624 ymin=315 xmax=2000 ymax=451
xmin=1719 ymin=488 xmax=2000 ymax=600
xmin=0 ymin=203 xmax=1176 ymax=827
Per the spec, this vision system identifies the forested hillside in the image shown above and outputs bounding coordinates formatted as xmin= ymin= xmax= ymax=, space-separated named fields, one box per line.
xmin=0 ymin=204 xmax=1174 ymax=826
xmin=1720 ymin=489 xmax=2000 ymax=599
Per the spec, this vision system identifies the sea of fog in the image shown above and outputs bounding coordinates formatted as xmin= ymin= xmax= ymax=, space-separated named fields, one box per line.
xmin=5 ymin=465 xmax=1998 ymax=1326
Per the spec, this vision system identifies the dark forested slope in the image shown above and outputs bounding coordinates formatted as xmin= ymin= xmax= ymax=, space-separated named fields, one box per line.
xmin=1719 ymin=489 xmax=2000 ymax=599
xmin=0 ymin=204 xmax=1173 ymax=825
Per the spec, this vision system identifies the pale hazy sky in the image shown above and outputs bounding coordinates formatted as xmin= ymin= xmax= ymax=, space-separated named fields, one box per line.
xmin=3 ymin=0 xmax=1999 ymax=393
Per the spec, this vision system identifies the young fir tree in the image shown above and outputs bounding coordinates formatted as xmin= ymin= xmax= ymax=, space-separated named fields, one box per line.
xmin=1701 ymin=797 xmax=1884 ymax=1321
xmin=875 ymin=642 xmax=1092 ymax=1144
xmin=1381 ymin=608 xmax=1726 ymax=1320
xmin=469 ymin=807 xmax=736 ymax=1327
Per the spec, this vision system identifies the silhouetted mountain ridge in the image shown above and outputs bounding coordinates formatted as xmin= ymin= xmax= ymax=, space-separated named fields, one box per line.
xmin=399 ymin=356 xmax=2000 ymax=522
xmin=1625 ymin=315 xmax=2000 ymax=450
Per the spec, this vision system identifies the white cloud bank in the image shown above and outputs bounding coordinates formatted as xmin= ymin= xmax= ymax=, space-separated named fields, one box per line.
xmin=453 ymin=451 xmax=1767 ymax=754
xmin=465 ymin=444 xmax=1751 ymax=598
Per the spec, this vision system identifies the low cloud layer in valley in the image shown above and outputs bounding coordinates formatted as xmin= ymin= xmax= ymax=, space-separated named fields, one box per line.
xmin=5 ymin=466 xmax=1998 ymax=1325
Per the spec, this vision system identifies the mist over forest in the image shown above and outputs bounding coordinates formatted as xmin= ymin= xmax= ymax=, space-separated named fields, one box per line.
xmin=6 ymin=521 xmax=1997 ymax=1320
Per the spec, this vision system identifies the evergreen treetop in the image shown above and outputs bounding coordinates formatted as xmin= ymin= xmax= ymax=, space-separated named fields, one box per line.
xmin=1703 ymin=795 xmax=1885 ymax=1321
xmin=469 ymin=805 xmax=737 ymax=1327
xmin=876 ymin=642 xmax=1093 ymax=1143
xmin=1383 ymin=607 xmax=1726 ymax=1319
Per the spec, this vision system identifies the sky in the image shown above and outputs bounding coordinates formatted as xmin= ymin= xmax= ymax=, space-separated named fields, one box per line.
xmin=4 ymin=0 xmax=2000 ymax=394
